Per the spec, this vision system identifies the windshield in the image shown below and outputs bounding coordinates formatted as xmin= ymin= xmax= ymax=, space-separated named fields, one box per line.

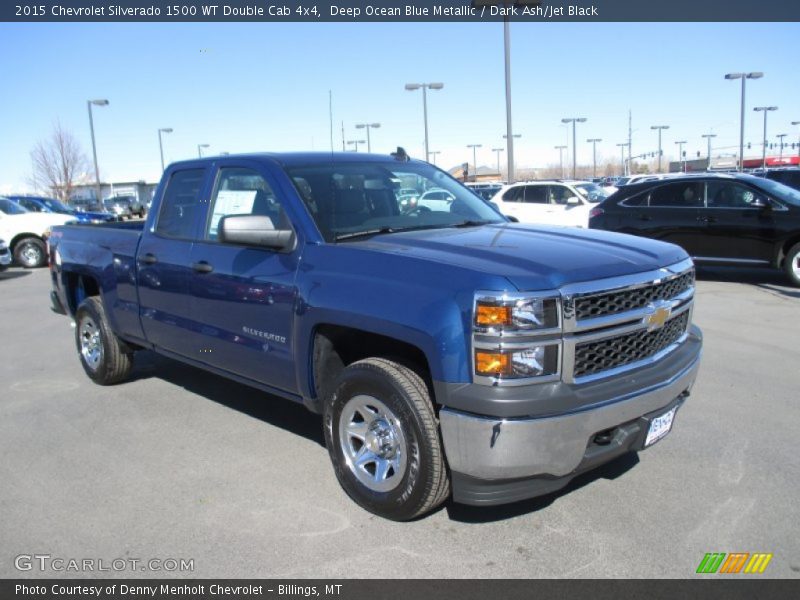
xmin=749 ymin=176 xmax=800 ymax=207
xmin=0 ymin=198 xmax=29 ymax=215
xmin=286 ymin=160 xmax=507 ymax=242
xmin=573 ymin=183 xmax=609 ymax=202
xmin=39 ymin=198 xmax=74 ymax=213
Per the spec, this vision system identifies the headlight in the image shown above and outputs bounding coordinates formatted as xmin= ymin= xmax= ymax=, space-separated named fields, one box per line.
xmin=475 ymin=295 xmax=559 ymax=332
xmin=475 ymin=345 xmax=559 ymax=379
xmin=473 ymin=291 xmax=562 ymax=385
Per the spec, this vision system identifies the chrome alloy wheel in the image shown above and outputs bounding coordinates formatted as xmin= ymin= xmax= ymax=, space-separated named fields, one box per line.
xmin=338 ymin=395 xmax=408 ymax=493
xmin=79 ymin=317 xmax=103 ymax=371
xmin=792 ymin=254 xmax=800 ymax=280
xmin=19 ymin=243 xmax=43 ymax=267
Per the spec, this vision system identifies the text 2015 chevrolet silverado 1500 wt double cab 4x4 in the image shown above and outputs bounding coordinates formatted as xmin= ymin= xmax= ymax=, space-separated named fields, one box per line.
xmin=48 ymin=152 xmax=702 ymax=520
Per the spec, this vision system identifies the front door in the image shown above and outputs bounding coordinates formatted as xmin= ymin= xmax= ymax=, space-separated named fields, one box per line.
xmin=623 ymin=181 xmax=706 ymax=255
xmin=698 ymin=180 xmax=777 ymax=263
xmin=189 ymin=164 xmax=300 ymax=393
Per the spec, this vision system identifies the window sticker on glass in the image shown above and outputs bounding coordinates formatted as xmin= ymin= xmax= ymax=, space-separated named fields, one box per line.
xmin=209 ymin=190 xmax=256 ymax=236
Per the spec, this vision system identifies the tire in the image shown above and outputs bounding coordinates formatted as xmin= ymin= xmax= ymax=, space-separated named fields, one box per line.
xmin=784 ymin=242 xmax=800 ymax=287
xmin=75 ymin=296 xmax=134 ymax=385
xmin=13 ymin=237 xmax=46 ymax=268
xmin=324 ymin=358 xmax=450 ymax=521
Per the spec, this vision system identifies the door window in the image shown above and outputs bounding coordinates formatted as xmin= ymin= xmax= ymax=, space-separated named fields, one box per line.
xmin=207 ymin=167 xmax=290 ymax=241
xmin=705 ymin=181 xmax=767 ymax=209
xmin=522 ymin=186 xmax=548 ymax=204
xmin=502 ymin=186 xmax=522 ymax=202
xmin=155 ymin=169 xmax=205 ymax=239
xmin=549 ymin=186 xmax=574 ymax=205
xmin=648 ymin=182 xmax=704 ymax=208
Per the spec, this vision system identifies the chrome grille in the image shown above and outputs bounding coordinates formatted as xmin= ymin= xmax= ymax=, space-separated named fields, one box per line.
xmin=574 ymin=271 xmax=694 ymax=321
xmin=573 ymin=312 xmax=689 ymax=378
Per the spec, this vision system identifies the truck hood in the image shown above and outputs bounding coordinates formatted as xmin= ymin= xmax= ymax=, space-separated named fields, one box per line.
xmin=355 ymin=223 xmax=688 ymax=291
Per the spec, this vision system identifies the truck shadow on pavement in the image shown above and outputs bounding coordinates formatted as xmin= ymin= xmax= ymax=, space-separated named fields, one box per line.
xmin=695 ymin=266 xmax=800 ymax=299
xmin=444 ymin=452 xmax=640 ymax=523
xmin=127 ymin=350 xmax=643 ymax=523
xmin=130 ymin=350 xmax=326 ymax=447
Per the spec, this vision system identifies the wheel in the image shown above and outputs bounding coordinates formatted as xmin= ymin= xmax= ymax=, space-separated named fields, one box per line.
xmin=75 ymin=296 xmax=134 ymax=385
xmin=784 ymin=243 xmax=800 ymax=287
xmin=13 ymin=237 xmax=46 ymax=268
xmin=324 ymin=358 xmax=450 ymax=521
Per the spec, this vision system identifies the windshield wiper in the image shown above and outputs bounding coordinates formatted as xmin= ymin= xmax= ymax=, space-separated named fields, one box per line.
xmin=451 ymin=220 xmax=494 ymax=228
xmin=334 ymin=227 xmax=396 ymax=241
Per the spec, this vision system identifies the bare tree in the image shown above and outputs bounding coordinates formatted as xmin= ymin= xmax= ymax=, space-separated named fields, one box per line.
xmin=29 ymin=122 xmax=90 ymax=201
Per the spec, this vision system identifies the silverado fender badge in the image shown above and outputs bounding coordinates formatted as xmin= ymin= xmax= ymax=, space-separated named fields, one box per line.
xmin=644 ymin=302 xmax=672 ymax=332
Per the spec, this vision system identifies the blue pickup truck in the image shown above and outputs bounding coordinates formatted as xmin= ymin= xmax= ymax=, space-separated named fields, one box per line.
xmin=48 ymin=151 xmax=702 ymax=520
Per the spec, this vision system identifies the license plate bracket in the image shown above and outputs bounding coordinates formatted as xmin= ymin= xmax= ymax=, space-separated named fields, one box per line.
xmin=644 ymin=406 xmax=677 ymax=448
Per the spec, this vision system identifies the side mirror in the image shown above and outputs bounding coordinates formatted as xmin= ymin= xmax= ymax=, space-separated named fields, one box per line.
xmin=751 ymin=197 xmax=770 ymax=210
xmin=566 ymin=196 xmax=581 ymax=206
xmin=219 ymin=215 xmax=294 ymax=251
xmin=506 ymin=214 xmax=519 ymax=223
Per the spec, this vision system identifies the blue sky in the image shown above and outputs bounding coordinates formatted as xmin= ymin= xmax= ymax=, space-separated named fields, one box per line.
xmin=1 ymin=21 xmax=798 ymax=192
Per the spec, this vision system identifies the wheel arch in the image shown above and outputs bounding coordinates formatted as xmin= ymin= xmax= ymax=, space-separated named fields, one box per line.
xmin=308 ymin=324 xmax=435 ymax=414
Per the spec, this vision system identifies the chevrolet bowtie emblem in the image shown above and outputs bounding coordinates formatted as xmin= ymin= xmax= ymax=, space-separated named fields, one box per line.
xmin=644 ymin=304 xmax=671 ymax=331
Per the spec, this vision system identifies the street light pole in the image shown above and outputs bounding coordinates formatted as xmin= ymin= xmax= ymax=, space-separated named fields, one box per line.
xmin=675 ymin=141 xmax=687 ymax=172
xmin=754 ymin=106 xmax=778 ymax=169
xmin=701 ymin=133 xmax=716 ymax=165
xmin=555 ymin=145 xmax=567 ymax=178
xmin=492 ymin=147 xmax=504 ymax=176
xmin=355 ymin=123 xmax=380 ymax=153
xmin=616 ymin=143 xmax=628 ymax=176
xmin=405 ymin=82 xmax=443 ymax=162
xmin=777 ymin=133 xmax=788 ymax=161
xmin=87 ymin=99 xmax=109 ymax=201
xmin=650 ymin=125 xmax=669 ymax=172
xmin=467 ymin=144 xmax=482 ymax=182
xmin=346 ymin=140 xmax=366 ymax=152
xmin=197 ymin=143 xmax=210 ymax=158
xmin=587 ymin=138 xmax=602 ymax=177
xmin=793 ymin=121 xmax=800 ymax=159
xmin=562 ymin=117 xmax=586 ymax=178
xmin=725 ymin=72 xmax=763 ymax=171
xmin=429 ymin=151 xmax=440 ymax=165
xmin=158 ymin=127 xmax=173 ymax=172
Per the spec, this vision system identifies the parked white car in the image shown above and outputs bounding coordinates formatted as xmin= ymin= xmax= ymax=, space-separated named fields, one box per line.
xmin=0 ymin=238 xmax=11 ymax=271
xmin=417 ymin=188 xmax=456 ymax=211
xmin=490 ymin=180 xmax=610 ymax=227
xmin=0 ymin=197 xmax=75 ymax=267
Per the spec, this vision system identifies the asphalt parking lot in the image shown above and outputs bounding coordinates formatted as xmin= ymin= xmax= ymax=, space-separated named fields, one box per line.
xmin=1 ymin=265 xmax=798 ymax=579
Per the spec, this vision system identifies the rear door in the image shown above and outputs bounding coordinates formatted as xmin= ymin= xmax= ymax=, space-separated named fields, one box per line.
xmin=137 ymin=167 xmax=208 ymax=357
xmin=618 ymin=181 xmax=706 ymax=254
xmin=513 ymin=185 xmax=550 ymax=224
xmin=188 ymin=162 xmax=301 ymax=392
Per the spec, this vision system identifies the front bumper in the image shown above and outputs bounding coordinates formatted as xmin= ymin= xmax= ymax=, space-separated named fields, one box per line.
xmin=439 ymin=327 xmax=701 ymax=506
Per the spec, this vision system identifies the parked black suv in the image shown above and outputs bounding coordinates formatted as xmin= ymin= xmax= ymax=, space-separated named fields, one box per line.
xmin=589 ymin=173 xmax=800 ymax=286
xmin=751 ymin=167 xmax=800 ymax=191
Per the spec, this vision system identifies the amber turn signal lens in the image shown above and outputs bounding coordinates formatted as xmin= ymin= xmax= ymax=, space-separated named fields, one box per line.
xmin=475 ymin=351 xmax=511 ymax=376
xmin=476 ymin=305 xmax=512 ymax=326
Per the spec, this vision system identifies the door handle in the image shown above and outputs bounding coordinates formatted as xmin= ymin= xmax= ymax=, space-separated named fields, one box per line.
xmin=192 ymin=261 xmax=214 ymax=274
xmin=637 ymin=214 xmax=652 ymax=221
xmin=705 ymin=216 xmax=717 ymax=224
xmin=139 ymin=253 xmax=158 ymax=265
